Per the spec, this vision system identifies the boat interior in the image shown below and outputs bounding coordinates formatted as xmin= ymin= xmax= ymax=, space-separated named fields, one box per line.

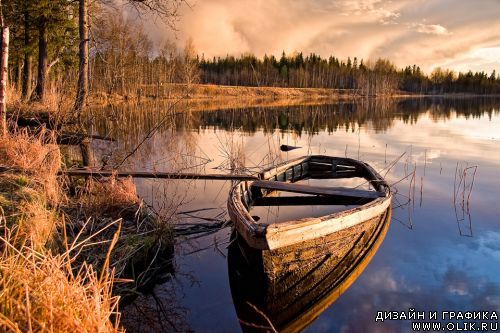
xmin=236 ymin=156 xmax=389 ymax=225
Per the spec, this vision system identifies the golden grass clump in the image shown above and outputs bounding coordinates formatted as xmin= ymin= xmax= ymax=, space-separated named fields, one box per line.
xmin=0 ymin=100 xmax=135 ymax=331
xmin=0 ymin=130 xmax=62 ymax=249
xmin=7 ymin=80 xmax=73 ymax=126
xmin=78 ymin=176 xmax=141 ymax=219
xmin=0 ymin=176 xmax=57 ymax=250
xmin=63 ymin=175 xmax=174 ymax=289
xmin=0 ymin=129 xmax=61 ymax=205
xmin=0 ymin=230 xmax=122 ymax=333
xmin=6 ymin=84 xmax=21 ymax=105
xmin=16 ymin=198 xmax=59 ymax=249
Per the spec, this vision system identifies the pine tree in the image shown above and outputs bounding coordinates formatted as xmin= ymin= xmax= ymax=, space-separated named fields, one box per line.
xmin=29 ymin=0 xmax=77 ymax=101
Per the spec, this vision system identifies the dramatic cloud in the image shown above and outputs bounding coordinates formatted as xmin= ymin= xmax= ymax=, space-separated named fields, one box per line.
xmin=145 ymin=0 xmax=500 ymax=74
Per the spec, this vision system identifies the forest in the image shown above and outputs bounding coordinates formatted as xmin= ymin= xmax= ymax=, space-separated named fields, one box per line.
xmin=1 ymin=0 xmax=187 ymax=112
xmin=2 ymin=0 xmax=500 ymax=111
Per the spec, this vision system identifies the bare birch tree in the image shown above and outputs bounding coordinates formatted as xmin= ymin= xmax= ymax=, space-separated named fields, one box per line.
xmin=182 ymin=37 xmax=198 ymax=96
xmin=74 ymin=0 xmax=186 ymax=115
xmin=0 ymin=0 xmax=9 ymax=137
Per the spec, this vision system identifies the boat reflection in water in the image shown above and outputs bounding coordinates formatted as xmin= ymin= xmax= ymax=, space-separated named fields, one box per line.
xmin=228 ymin=206 xmax=392 ymax=332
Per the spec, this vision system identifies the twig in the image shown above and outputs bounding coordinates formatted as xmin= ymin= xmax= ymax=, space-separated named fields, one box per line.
xmin=244 ymin=302 xmax=278 ymax=333
xmin=419 ymin=176 xmax=423 ymax=207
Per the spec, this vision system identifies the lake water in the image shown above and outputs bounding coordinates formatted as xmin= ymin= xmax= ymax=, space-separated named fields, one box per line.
xmin=90 ymin=98 xmax=500 ymax=332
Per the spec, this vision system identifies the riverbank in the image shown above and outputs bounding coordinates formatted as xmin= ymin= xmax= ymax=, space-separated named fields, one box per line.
xmin=8 ymin=84 xmax=500 ymax=121
xmin=87 ymin=83 xmax=500 ymax=113
xmin=0 ymin=128 xmax=173 ymax=331
xmin=3 ymin=89 xmax=499 ymax=331
xmin=90 ymin=83 xmax=410 ymax=105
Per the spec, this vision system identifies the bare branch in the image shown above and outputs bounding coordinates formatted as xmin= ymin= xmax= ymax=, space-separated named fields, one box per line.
xmin=124 ymin=0 xmax=188 ymax=28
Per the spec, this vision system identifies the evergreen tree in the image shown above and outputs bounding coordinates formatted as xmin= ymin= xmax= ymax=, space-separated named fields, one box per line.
xmin=28 ymin=0 xmax=77 ymax=101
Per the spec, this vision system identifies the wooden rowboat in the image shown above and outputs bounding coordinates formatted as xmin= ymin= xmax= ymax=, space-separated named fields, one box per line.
xmin=227 ymin=155 xmax=392 ymax=251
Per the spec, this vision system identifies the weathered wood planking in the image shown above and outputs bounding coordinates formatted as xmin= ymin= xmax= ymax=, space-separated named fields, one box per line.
xmin=261 ymin=156 xmax=310 ymax=180
xmin=252 ymin=195 xmax=373 ymax=206
xmin=252 ymin=179 xmax=384 ymax=199
xmin=228 ymin=208 xmax=392 ymax=333
xmin=262 ymin=195 xmax=391 ymax=250
xmin=0 ymin=166 xmax=259 ymax=181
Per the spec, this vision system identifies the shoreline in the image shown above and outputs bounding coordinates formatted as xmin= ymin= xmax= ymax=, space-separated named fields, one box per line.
xmin=86 ymin=84 xmax=500 ymax=114
xmin=89 ymin=83 xmax=500 ymax=108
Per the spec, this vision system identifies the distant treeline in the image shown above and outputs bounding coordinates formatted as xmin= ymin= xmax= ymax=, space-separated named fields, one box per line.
xmin=199 ymin=53 xmax=500 ymax=95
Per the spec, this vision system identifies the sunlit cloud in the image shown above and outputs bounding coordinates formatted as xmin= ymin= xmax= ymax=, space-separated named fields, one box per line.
xmin=142 ymin=0 xmax=500 ymax=74
xmin=378 ymin=10 xmax=401 ymax=25
xmin=439 ymin=47 xmax=500 ymax=73
xmin=410 ymin=23 xmax=450 ymax=35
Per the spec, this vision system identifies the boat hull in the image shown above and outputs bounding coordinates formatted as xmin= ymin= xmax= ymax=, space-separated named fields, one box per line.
xmin=228 ymin=206 xmax=392 ymax=332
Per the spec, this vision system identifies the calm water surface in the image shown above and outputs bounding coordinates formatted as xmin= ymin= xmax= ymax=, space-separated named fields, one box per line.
xmin=90 ymin=98 xmax=500 ymax=332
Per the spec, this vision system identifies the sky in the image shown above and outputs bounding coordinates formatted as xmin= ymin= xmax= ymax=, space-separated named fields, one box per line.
xmin=142 ymin=0 xmax=500 ymax=75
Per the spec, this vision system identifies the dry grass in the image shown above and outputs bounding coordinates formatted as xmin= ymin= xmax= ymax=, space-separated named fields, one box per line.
xmin=89 ymin=83 xmax=351 ymax=108
xmin=76 ymin=176 xmax=141 ymax=219
xmin=13 ymin=189 xmax=58 ymax=250
xmin=1 ymin=96 xmax=174 ymax=330
xmin=213 ymin=132 xmax=247 ymax=174
xmin=6 ymin=84 xmax=21 ymax=105
xmin=0 ymin=130 xmax=123 ymax=332
xmin=0 ymin=128 xmax=61 ymax=203
xmin=63 ymin=175 xmax=173 ymax=289
xmin=0 ymin=225 xmax=122 ymax=333
xmin=0 ymin=129 xmax=62 ymax=250
xmin=6 ymin=82 xmax=73 ymax=130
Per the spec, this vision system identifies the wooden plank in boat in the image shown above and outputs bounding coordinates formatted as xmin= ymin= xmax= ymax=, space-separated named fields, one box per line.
xmin=252 ymin=180 xmax=384 ymax=199
xmin=252 ymin=195 xmax=373 ymax=206
xmin=307 ymin=170 xmax=361 ymax=179
xmin=261 ymin=156 xmax=310 ymax=180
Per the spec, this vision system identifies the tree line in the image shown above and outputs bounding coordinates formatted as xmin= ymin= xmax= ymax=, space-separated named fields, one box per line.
xmin=198 ymin=53 xmax=500 ymax=95
xmin=2 ymin=0 xmax=499 ymax=110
